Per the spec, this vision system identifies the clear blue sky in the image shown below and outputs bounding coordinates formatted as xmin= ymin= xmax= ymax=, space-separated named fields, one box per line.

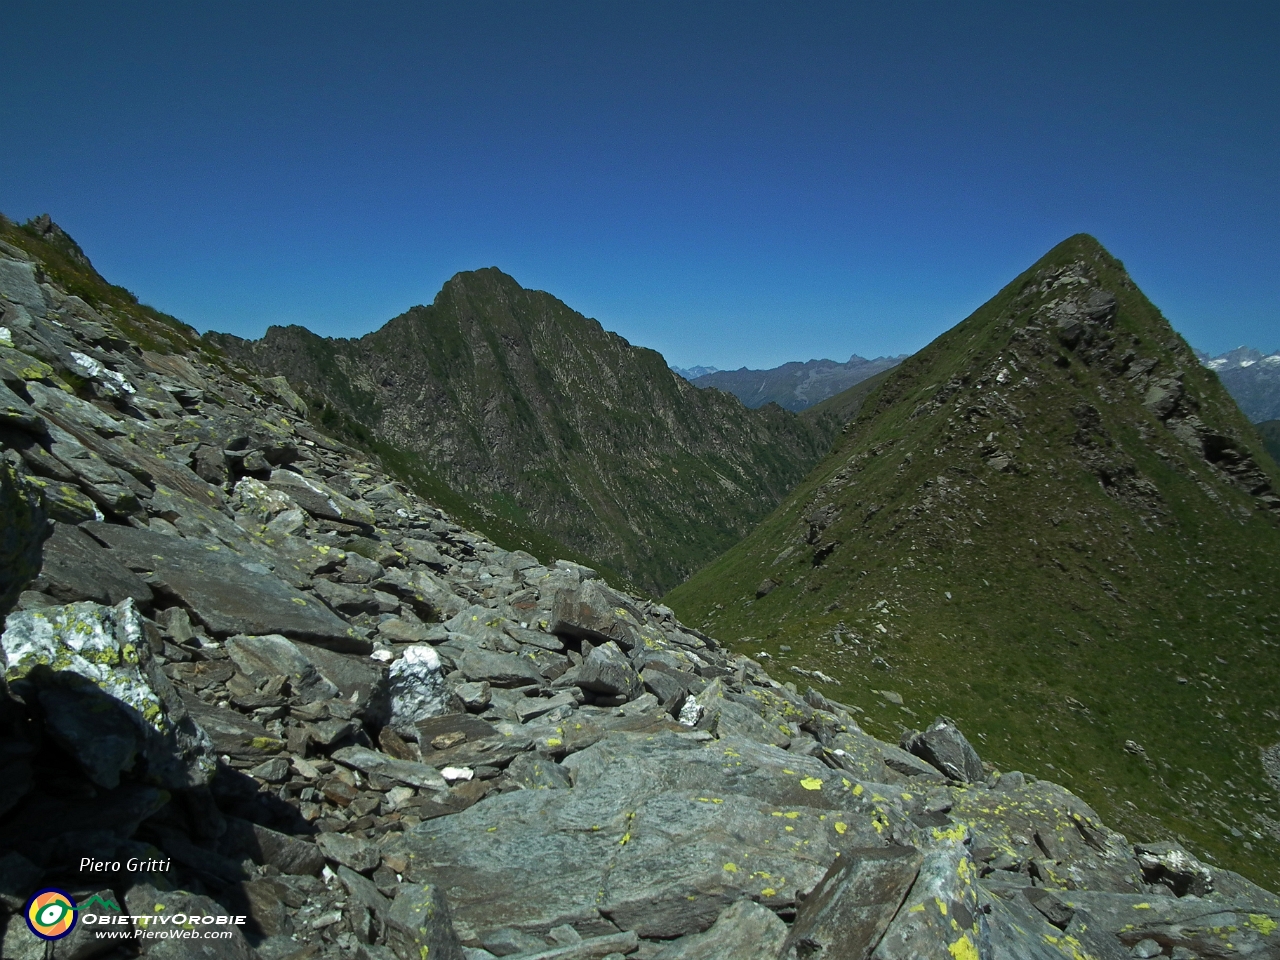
xmin=2 ymin=2 xmax=1276 ymax=369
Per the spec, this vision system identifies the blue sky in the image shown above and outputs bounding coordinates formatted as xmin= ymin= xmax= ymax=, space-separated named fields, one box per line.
xmin=2 ymin=2 xmax=1276 ymax=369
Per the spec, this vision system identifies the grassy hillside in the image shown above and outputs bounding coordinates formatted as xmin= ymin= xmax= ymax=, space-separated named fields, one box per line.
xmin=668 ymin=235 xmax=1280 ymax=887
xmin=1257 ymin=420 xmax=1280 ymax=466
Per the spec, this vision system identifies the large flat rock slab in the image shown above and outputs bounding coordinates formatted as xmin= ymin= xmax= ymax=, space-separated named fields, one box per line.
xmin=388 ymin=730 xmax=887 ymax=946
xmin=82 ymin=522 xmax=363 ymax=649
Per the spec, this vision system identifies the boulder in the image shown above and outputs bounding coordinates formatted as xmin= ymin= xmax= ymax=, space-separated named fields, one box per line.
xmin=779 ymin=846 xmax=923 ymax=960
xmin=225 ymin=633 xmax=339 ymax=703
xmin=123 ymin=883 xmax=257 ymax=960
xmin=653 ymin=899 xmax=788 ymax=960
xmin=219 ymin=816 xmax=325 ymax=876
xmin=32 ymin=521 xmax=154 ymax=607
xmin=385 ymin=881 xmax=466 ymax=960
xmin=82 ymin=522 xmax=364 ymax=650
xmin=901 ymin=716 xmax=984 ymax=782
xmin=550 ymin=580 xmax=647 ymax=650
xmin=870 ymin=829 xmax=982 ymax=960
xmin=266 ymin=468 xmax=376 ymax=527
xmin=0 ymin=598 xmax=214 ymax=790
xmin=386 ymin=644 xmax=451 ymax=729
xmin=574 ymin=640 xmax=641 ymax=700
xmin=454 ymin=646 xmax=543 ymax=688
xmin=316 ymin=831 xmax=382 ymax=874
xmin=333 ymin=745 xmax=448 ymax=791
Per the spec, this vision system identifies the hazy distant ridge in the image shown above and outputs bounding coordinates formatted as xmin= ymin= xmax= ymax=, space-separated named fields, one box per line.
xmin=682 ymin=354 xmax=907 ymax=411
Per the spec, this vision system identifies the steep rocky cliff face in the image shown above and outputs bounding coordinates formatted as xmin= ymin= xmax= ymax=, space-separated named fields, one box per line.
xmin=208 ymin=269 xmax=833 ymax=597
xmin=5 ymin=220 xmax=1280 ymax=959
xmin=669 ymin=235 xmax=1280 ymax=890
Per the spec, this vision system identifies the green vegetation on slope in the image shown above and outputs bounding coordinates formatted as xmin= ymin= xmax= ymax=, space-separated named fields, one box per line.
xmin=668 ymin=235 xmax=1280 ymax=887
xmin=210 ymin=268 xmax=834 ymax=596
xmin=1256 ymin=420 xmax=1280 ymax=467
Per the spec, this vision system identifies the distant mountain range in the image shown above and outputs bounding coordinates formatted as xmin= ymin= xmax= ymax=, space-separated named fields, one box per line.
xmin=669 ymin=364 xmax=720 ymax=380
xmin=1198 ymin=346 xmax=1280 ymax=423
xmin=674 ymin=354 xmax=907 ymax=412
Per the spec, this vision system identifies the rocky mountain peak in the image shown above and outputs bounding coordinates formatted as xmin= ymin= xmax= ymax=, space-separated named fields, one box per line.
xmin=670 ymin=234 xmax=1280 ymax=890
xmin=211 ymin=268 xmax=835 ymax=595
xmin=25 ymin=213 xmax=95 ymax=269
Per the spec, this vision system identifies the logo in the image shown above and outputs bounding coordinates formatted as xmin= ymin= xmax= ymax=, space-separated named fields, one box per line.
xmin=25 ymin=889 xmax=78 ymax=940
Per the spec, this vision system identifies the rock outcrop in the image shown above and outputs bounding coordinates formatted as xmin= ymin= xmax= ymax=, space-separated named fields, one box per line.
xmin=2 ymin=222 xmax=1279 ymax=959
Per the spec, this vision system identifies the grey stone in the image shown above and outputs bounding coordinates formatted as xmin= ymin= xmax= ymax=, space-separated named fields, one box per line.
xmin=385 ymin=881 xmax=467 ymax=960
xmin=575 ymin=641 xmax=641 ymax=700
xmin=387 ymin=644 xmax=451 ymax=729
xmin=654 ymin=900 xmax=787 ymax=960
xmin=0 ymin=258 xmax=47 ymax=314
xmin=779 ymin=846 xmax=923 ymax=960
xmin=0 ymin=378 xmax=42 ymax=431
xmin=297 ymin=641 xmax=387 ymax=716
xmin=1134 ymin=841 xmax=1214 ymax=897
xmin=267 ymin=468 xmax=376 ymax=526
xmin=550 ymin=580 xmax=648 ymax=651
xmin=483 ymin=927 xmax=547 ymax=956
xmin=249 ymin=756 xmax=291 ymax=783
xmin=516 ymin=691 xmax=577 ymax=723
xmin=220 ymin=816 xmax=325 ymax=876
xmin=313 ymin=576 xmax=401 ymax=615
xmin=641 ymin=667 xmax=692 ymax=707
xmin=1053 ymin=891 xmax=1280 ymax=959
xmin=242 ymin=878 xmax=293 ymax=938
xmin=317 ymin=831 xmax=382 ymax=874
xmin=333 ymin=745 xmax=448 ymax=790
xmin=123 ymin=883 xmax=257 ymax=959
xmin=378 ymin=617 xmax=433 ymax=644
xmin=179 ymin=689 xmax=286 ymax=760
xmin=901 ymin=716 xmax=985 ymax=782
xmin=389 ymin=731 xmax=872 ymax=944
xmin=82 ymin=523 xmax=364 ymax=650
xmin=225 ymin=633 xmax=340 ymax=703
xmin=870 ymin=832 xmax=982 ymax=960
xmin=506 ymin=752 xmax=572 ymax=790
xmin=0 ymin=462 xmax=47 ymax=616
xmin=456 ymin=680 xmax=493 ymax=712
xmin=455 ymin=646 xmax=543 ymax=688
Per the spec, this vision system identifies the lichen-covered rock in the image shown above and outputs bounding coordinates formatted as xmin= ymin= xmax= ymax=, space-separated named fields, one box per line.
xmin=871 ymin=827 xmax=983 ymax=960
xmin=0 ymin=598 xmax=214 ymax=789
xmin=574 ymin=640 xmax=642 ymax=701
xmin=779 ymin=846 xmax=923 ymax=960
xmin=385 ymin=881 xmax=466 ymax=960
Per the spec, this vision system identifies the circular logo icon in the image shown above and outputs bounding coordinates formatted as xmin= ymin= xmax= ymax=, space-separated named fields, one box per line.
xmin=25 ymin=888 xmax=78 ymax=940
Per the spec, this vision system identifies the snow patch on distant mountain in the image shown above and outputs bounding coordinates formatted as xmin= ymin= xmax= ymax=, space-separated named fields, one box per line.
xmin=1198 ymin=346 xmax=1280 ymax=423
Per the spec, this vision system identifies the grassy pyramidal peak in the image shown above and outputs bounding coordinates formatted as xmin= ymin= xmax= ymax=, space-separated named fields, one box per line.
xmin=668 ymin=234 xmax=1280 ymax=886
